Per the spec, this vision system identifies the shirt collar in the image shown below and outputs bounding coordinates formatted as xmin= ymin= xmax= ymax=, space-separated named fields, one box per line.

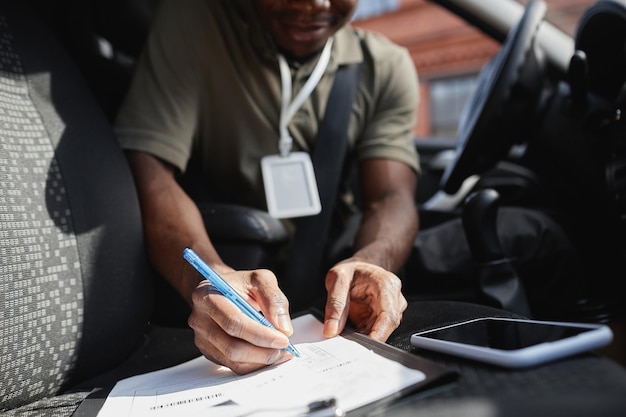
xmin=231 ymin=0 xmax=363 ymax=74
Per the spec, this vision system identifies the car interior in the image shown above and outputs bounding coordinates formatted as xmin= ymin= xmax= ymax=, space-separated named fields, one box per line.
xmin=1 ymin=0 xmax=625 ymax=415
xmin=407 ymin=0 xmax=626 ymax=323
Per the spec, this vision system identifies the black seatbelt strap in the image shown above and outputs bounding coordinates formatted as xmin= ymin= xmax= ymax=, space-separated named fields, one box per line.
xmin=283 ymin=62 xmax=363 ymax=310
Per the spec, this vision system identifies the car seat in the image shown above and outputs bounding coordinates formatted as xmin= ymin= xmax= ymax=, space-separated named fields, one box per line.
xmin=0 ymin=2 xmax=199 ymax=415
xmin=574 ymin=0 xmax=626 ymax=242
xmin=19 ymin=0 xmax=293 ymax=327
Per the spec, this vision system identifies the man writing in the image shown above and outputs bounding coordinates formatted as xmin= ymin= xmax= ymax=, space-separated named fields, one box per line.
xmin=115 ymin=0 xmax=420 ymax=374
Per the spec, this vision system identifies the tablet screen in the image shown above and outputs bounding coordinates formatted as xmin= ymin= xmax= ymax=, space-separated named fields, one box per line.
xmin=420 ymin=319 xmax=591 ymax=350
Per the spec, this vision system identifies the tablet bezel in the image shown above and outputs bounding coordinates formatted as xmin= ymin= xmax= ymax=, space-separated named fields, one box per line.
xmin=410 ymin=317 xmax=613 ymax=368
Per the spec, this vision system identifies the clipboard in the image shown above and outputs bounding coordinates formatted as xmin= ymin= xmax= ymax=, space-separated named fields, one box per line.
xmin=298 ymin=309 xmax=458 ymax=416
xmin=340 ymin=330 xmax=457 ymax=415
xmin=81 ymin=312 xmax=457 ymax=417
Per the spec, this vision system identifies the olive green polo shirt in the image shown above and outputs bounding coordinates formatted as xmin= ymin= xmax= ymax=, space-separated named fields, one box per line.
xmin=115 ymin=0 xmax=420 ymax=212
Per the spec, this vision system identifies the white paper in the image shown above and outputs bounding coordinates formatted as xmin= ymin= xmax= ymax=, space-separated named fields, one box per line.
xmin=97 ymin=314 xmax=425 ymax=417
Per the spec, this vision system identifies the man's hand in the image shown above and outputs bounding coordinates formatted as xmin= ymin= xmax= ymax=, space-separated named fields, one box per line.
xmin=320 ymin=158 xmax=416 ymax=341
xmin=322 ymin=259 xmax=407 ymax=341
xmin=187 ymin=268 xmax=296 ymax=374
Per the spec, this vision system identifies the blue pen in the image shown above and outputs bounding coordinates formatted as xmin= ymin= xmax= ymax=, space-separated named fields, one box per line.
xmin=182 ymin=247 xmax=300 ymax=357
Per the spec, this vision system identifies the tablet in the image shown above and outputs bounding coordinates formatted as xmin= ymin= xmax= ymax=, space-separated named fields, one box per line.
xmin=410 ymin=317 xmax=613 ymax=368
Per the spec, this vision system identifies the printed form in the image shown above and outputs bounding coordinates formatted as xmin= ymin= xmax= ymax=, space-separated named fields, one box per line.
xmin=97 ymin=314 xmax=426 ymax=417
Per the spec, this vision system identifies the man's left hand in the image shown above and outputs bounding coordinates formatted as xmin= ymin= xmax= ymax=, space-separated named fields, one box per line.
xmin=322 ymin=259 xmax=407 ymax=341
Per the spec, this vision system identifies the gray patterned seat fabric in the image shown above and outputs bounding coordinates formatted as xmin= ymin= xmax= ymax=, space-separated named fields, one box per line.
xmin=0 ymin=2 xmax=198 ymax=415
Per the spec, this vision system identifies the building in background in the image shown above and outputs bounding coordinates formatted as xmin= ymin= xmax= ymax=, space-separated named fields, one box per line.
xmin=352 ymin=0 xmax=596 ymax=139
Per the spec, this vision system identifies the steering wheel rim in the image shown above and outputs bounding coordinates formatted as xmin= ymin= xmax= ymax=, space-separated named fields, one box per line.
xmin=440 ymin=0 xmax=547 ymax=194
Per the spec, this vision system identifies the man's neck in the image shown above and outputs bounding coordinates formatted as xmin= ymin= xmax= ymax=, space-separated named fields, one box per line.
xmin=278 ymin=48 xmax=321 ymax=68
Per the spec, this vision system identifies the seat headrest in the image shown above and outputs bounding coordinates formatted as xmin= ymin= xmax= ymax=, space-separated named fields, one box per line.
xmin=91 ymin=0 xmax=161 ymax=57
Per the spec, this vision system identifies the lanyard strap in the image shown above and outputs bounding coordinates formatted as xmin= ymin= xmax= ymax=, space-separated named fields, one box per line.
xmin=278 ymin=38 xmax=334 ymax=156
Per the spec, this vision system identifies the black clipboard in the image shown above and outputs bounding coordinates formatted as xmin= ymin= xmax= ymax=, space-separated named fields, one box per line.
xmin=296 ymin=309 xmax=459 ymax=416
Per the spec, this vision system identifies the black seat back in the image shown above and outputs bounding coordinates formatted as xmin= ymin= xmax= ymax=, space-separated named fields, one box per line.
xmin=575 ymin=0 xmax=626 ymax=102
xmin=34 ymin=0 xmax=161 ymax=122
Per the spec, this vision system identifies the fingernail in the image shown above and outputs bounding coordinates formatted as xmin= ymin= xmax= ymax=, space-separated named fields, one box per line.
xmin=323 ymin=319 xmax=339 ymax=338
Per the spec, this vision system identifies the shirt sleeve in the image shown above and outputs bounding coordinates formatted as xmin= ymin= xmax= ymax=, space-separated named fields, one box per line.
xmin=355 ymin=30 xmax=421 ymax=177
xmin=114 ymin=0 xmax=211 ymax=172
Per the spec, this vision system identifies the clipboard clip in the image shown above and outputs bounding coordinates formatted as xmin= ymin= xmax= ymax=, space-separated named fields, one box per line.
xmin=306 ymin=398 xmax=345 ymax=417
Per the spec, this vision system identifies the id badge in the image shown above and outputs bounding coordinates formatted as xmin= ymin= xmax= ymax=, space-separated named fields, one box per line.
xmin=261 ymin=152 xmax=321 ymax=218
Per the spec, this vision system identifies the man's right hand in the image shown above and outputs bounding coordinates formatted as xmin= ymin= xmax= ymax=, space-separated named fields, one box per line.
xmin=187 ymin=268 xmax=296 ymax=374
xmin=125 ymin=151 xmax=296 ymax=373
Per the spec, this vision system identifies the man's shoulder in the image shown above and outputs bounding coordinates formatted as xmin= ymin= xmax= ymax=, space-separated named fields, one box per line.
xmin=335 ymin=26 xmax=414 ymax=78
xmin=354 ymin=27 xmax=410 ymax=59
xmin=332 ymin=25 xmax=411 ymax=69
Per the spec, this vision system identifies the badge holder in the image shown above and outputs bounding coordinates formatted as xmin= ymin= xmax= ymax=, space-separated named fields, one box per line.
xmin=261 ymin=39 xmax=333 ymax=219
xmin=261 ymin=152 xmax=321 ymax=219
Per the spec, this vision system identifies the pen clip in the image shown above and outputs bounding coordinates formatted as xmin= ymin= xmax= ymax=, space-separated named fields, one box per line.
xmin=306 ymin=398 xmax=345 ymax=417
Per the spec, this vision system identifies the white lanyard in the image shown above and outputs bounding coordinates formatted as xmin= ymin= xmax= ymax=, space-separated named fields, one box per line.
xmin=277 ymin=37 xmax=334 ymax=156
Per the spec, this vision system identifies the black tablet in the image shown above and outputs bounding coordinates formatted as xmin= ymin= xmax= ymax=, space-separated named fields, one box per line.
xmin=410 ymin=317 xmax=613 ymax=368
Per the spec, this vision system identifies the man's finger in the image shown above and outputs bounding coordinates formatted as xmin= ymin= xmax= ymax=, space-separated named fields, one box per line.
xmin=323 ymin=266 xmax=352 ymax=338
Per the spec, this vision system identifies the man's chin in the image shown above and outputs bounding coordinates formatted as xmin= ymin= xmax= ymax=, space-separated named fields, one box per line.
xmin=278 ymin=28 xmax=330 ymax=57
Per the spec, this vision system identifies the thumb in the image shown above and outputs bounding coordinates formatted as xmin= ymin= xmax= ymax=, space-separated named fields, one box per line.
xmin=323 ymin=276 xmax=351 ymax=338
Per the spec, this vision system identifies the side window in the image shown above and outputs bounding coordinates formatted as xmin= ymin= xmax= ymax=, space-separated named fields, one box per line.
xmin=352 ymin=0 xmax=399 ymax=20
xmin=429 ymin=75 xmax=478 ymax=139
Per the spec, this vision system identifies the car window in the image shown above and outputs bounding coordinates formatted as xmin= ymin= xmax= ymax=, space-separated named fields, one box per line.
xmin=352 ymin=0 xmax=597 ymax=140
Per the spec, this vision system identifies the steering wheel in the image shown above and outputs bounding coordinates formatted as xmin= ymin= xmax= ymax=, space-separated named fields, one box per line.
xmin=440 ymin=0 xmax=548 ymax=194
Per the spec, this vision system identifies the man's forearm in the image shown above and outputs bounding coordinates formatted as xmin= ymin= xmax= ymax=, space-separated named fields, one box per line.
xmin=352 ymin=193 xmax=418 ymax=272
xmin=126 ymin=151 xmax=229 ymax=304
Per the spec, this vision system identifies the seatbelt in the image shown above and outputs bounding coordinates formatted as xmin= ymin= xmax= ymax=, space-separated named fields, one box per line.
xmin=283 ymin=62 xmax=363 ymax=310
